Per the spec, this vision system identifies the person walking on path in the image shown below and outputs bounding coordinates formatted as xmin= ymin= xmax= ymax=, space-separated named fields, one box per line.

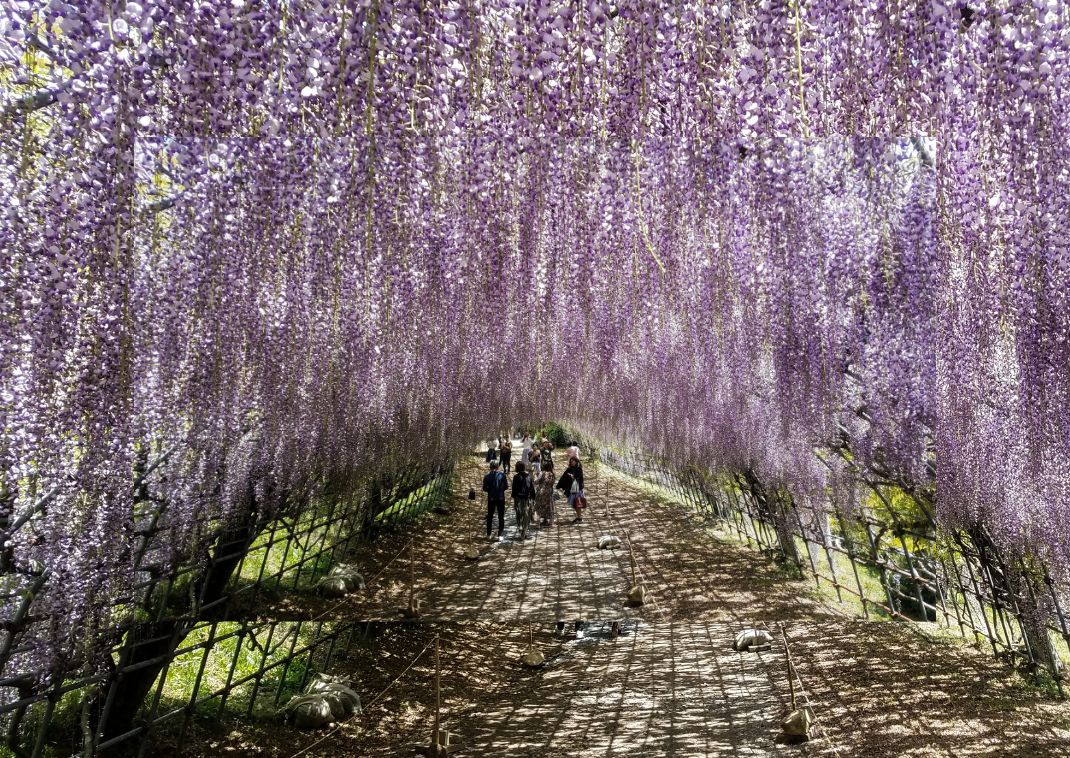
xmin=534 ymin=470 xmax=556 ymax=526
xmin=539 ymin=440 xmax=555 ymax=473
xmin=511 ymin=462 xmax=537 ymax=538
xmin=485 ymin=439 xmax=498 ymax=464
xmin=482 ymin=461 xmax=509 ymax=539
xmin=521 ymin=435 xmax=533 ymax=467
xmin=565 ymin=441 xmax=581 ymax=462
xmin=555 ymin=466 xmax=577 ymax=523
xmin=500 ymin=438 xmax=513 ymax=473
xmin=558 ymin=457 xmax=586 ymax=522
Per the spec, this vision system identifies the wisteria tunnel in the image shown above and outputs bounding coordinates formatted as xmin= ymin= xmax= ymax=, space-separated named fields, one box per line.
xmin=3 ymin=1 xmax=1070 ymax=756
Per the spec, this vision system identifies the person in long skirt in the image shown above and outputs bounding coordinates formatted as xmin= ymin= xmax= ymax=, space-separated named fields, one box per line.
xmin=534 ymin=470 xmax=556 ymax=526
xmin=511 ymin=462 xmax=537 ymax=535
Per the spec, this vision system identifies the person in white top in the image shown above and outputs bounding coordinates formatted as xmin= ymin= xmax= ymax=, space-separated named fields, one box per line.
xmin=521 ymin=434 xmax=533 ymax=465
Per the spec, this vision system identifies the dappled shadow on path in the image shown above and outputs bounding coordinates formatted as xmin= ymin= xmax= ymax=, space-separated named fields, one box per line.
xmin=459 ymin=620 xmax=784 ymax=757
xmin=206 ymin=453 xmax=1070 ymax=757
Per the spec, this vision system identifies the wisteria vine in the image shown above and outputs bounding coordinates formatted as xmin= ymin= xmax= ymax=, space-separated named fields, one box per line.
xmin=1 ymin=0 xmax=1069 ymax=672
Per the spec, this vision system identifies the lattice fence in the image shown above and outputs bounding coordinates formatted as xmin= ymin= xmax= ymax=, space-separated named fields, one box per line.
xmin=598 ymin=447 xmax=1068 ymax=694
xmin=0 ymin=447 xmax=455 ymax=756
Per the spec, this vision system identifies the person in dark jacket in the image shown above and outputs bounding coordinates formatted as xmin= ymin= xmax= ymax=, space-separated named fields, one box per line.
xmin=485 ymin=439 xmax=498 ymax=463
xmin=500 ymin=438 xmax=513 ymax=473
xmin=558 ymin=457 xmax=585 ymax=522
xmin=482 ymin=460 xmax=509 ymax=538
xmin=511 ymin=462 xmax=537 ymax=537
xmin=539 ymin=440 xmax=554 ymax=473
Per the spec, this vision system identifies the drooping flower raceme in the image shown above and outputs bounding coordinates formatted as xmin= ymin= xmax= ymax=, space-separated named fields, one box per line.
xmin=0 ymin=1 xmax=1068 ymax=671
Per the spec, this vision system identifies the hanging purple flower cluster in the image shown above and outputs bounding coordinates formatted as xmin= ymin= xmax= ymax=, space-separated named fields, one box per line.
xmin=1 ymin=1 xmax=1068 ymax=670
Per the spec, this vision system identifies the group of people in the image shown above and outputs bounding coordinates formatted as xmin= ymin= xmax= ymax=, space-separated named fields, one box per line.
xmin=484 ymin=433 xmax=556 ymax=475
xmin=481 ymin=434 xmax=587 ymax=540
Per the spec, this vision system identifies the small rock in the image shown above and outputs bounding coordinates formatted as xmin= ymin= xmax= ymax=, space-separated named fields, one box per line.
xmin=521 ymin=645 xmax=545 ymax=667
xmin=781 ymin=706 xmax=815 ymax=742
xmin=598 ymin=535 xmax=622 ymax=549
xmin=626 ymin=584 xmax=646 ymax=606
xmin=306 ymin=675 xmax=361 ymax=717
xmin=328 ymin=565 xmax=366 ymax=591
xmin=317 ymin=576 xmax=348 ymax=598
xmin=732 ymin=628 xmax=773 ymax=652
xmin=282 ymin=694 xmax=334 ymax=729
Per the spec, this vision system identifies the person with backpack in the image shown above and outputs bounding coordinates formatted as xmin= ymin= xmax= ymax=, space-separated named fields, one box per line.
xmin=511 ymin=462 xmax=537 ymax=538
xmin=482 ymin=460 xmax=509 ymax=539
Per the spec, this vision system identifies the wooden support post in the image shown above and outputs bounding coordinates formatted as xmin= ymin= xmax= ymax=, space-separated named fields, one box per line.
xmin=628 ymin=530 xmax=638 ymax=586
xmin=779 ymin=624 xmax=797 ymax=710
xmin=432 ymin=635 xmax=441 ymax=753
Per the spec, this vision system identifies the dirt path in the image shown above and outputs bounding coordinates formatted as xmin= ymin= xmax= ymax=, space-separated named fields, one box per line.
xmin=194 ymin=451 xmax=1070 ymax=757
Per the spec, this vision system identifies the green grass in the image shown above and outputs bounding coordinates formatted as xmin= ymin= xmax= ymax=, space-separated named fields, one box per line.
xmin=605 ymin=459 xmax=901 ymax=623
xmin=599 ymin=463 xmax=682 ymax=506
xmin=374 ymin=476 xmax=450 ymax=524
xmin=238 ymin=505 xmax=346 ymax=592
xmin=14 ymin=687 xmax=87 ymax=758
xmin=791 ymin=534 xmax=894 ymax=619
xmin=149 ymin=621 xmax=322 ymax=721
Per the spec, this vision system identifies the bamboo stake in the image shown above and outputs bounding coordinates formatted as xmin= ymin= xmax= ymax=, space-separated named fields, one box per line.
xmin=432 ymin=635 xmax=441 ymax=752
xmin=779 ymin=623 xmax=797 ymax=710
xmin=626 ymin=529 xmax=637 ymax=584
xmin=604 ymin=466 xmax=610 ymax=518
